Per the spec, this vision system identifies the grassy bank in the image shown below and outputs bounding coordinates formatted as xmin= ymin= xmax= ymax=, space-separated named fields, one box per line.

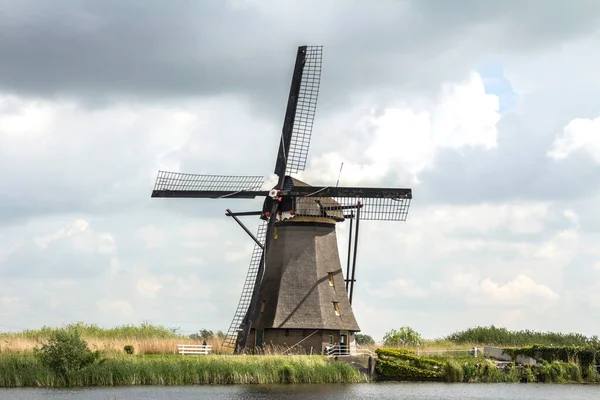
xmin=374 ymin=348 xmax=600 ymax=384
xmin=0 ymin=353 xmax=363 ymax=387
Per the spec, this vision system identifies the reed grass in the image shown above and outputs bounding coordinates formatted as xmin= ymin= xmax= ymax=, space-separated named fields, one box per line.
xmin=0 ymin=353 xmax=363 ymax=387
xmin=444 ymin=325 xmax=598 ymax=347
xmin=0 ymin=322 xmax=230 ymax=355
xmin=0 ymin=322 xmax=179 ymax=341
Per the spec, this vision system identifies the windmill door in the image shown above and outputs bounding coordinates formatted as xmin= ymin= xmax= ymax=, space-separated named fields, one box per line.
xmin=340 ymin=331 xmax=348 ymax=355
xmin=255 ymin=329 xmax=264 ymax=348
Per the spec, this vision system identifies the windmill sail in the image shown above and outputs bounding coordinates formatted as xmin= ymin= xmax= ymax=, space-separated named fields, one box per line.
xmin=285 ymin=46 xmax=323 ymax=176
xmin=152 ymin=171 xmax=267 ymax=198
xmin=222 ymin=221 xmax=267 ymax=348
xmin=274 ymin=46 xmax=323 ymax=178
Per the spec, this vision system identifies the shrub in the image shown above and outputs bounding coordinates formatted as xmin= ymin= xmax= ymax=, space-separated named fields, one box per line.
xmin=584 ymin=364 xmax=599 ymax=383
xmin=355 ymin=334 xmax=375 ymax=346
xmin=189 ymin=329 xmax=214 ymax=341
xmin=123 ymin=345 xmax=134 ymax=355
xmin=382 ymin=327 xmax=422 ymax=347
xmin=36 ymin=329 xmax=100 ymax=378
xmin=444 ymin=360 xmax=463 ymax=382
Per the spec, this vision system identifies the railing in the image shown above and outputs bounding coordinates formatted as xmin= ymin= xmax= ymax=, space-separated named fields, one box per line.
xmin=326 ymin=344 xmax=375 ymax=357
xmin=177 ymin=344 xmax=212 ymax=355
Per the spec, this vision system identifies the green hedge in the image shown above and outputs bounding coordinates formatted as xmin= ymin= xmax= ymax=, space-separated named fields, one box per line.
xmin=374 ymin=347 xmax=599 ymax=384
xmin=375 ymin=348 xmax=445 ymax=381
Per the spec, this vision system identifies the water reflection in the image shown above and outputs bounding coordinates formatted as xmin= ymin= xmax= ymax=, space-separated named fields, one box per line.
xmin=1 ymin=383 xmax=599 ymax=400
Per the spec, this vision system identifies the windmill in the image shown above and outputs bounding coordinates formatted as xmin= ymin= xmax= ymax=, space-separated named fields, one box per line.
xmin=151 ymin=45 xmax=412 ymax=354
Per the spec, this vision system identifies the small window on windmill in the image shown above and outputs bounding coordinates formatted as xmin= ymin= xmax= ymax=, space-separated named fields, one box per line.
xmin=260 ymin=300 xmax=266 ymax=313
xmin=328 ymin=335 xmax=334 ymax=344
xmin=328 ymin=272 xmax=334 ymax=287
xmin=333 ymin=302 xmax=340 ymax=316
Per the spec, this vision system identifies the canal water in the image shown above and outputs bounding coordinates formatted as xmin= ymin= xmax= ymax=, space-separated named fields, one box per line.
xmin=1 ymin=383 xmax=599 ymax=399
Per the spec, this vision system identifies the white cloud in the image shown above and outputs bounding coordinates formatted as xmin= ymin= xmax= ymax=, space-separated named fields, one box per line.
xmin=368 ymin=279 xmax=429 ymax=299
xmin=136 ymin=277 xmax=164 ymax=298
xmin=33 ymin=218 xmax=117 ymax=255
xmin=135 ymin=225 xmax=166 ymax=249
xmin=547 ymin=116 xmax=600 ymax=162
xmin=0 ymin=296 xmax=19 ymax=305
xmin=303 ymin=72 xmax=500 ymax=185
xmin=34 ymin=219 xmax=89 ymax=248
xmin=96 ymin=300 xmax=135 ymax=317
xmin=478 ymin=274 xmax=560 ymax=304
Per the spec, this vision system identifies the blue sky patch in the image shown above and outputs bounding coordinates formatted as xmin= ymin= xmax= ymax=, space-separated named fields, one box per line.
xmin=477 ymin=59 xmax=517 ymax=113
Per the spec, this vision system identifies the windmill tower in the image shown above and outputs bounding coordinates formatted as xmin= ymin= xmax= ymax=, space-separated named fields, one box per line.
xmin=151 ymin=46 xmax=412 ymax=354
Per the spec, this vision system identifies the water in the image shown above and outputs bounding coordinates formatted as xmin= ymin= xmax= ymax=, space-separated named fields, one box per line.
xmin=1 ymin=383 xmax=599 ymax=400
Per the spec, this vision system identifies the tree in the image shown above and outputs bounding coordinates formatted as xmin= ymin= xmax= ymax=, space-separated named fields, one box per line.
xmin=189 ymin=329 xmax=214 ymax=341
xmin=37 ymin=329 xmax=100 ymax=378
xmin=355 ymin=334 xmax=375 ymax=345
xmin=383 ymin=326 xmax=423 ymax=347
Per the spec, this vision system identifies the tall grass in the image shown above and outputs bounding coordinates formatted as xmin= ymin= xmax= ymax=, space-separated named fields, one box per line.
xmin=0 ymin=322 xmax=180 ymax=341
xmin=0 ymin=322 xmax=230 ymax=355
xmin=0 ymin=353 xmax=363 ymax=387
xmin=444 ymin=325 xmax=597 ymax=347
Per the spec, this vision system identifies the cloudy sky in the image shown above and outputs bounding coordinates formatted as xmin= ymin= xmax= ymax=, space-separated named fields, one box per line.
xmin=2 ymin=0 xmax=600 ymax=342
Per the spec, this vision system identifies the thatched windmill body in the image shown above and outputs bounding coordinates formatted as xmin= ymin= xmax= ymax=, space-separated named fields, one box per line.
xmin=152 ymin=46 xmax=412 ymax=353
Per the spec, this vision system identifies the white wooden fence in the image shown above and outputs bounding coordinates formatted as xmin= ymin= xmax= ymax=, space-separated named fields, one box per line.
xmin=325 ymin=344 xmax=375 ymax=357
xmin=177 ymin=344 xmax=212 ymax=355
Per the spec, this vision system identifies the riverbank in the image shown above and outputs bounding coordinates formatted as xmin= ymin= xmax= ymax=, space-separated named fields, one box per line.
xmin=0 ymin=353 xmax=363 ymax=387
xmin=375 ymin=348 xmax=600 ymax=384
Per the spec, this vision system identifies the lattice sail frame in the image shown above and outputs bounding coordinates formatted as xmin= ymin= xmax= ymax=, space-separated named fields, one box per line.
xmin=285 ymin=46 xmax=323 ymax=176
xmin=153 ymin=171 xmax=264 ymax=192
xmin=222 ymin=221 xmax=267 ymax=349
xmin=293 ymin=196 xmax=411 ymax=221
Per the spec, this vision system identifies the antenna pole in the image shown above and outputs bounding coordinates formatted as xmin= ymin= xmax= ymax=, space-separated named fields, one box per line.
xmin=348 ymin=201 xmax=361 ymax=305
xmin=335 ymin=162 xmax=344 ymax=187
xmin=345 ymin=211 xmax=354 ymax=291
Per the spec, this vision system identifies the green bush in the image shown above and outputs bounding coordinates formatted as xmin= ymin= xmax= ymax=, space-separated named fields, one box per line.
xmin=382 ymin=327 xmax=422 ymax=347
xmin=375 ymin=348 xmax=446 ymax=381
xmin=584 ymin=365 xmax=599 ymax=383
xmin=444 ymin=360 xmax=463 ymax=382
xmin=462 ymin=362 xmax=477 ymax=382
xmin=519 ymin=366 xmax=535 ymax=383
xmin=376 ymin=348 xmax=445 ymax=369
xmin=355 ymin=334 xmax=375 ymax=346
xmin=376 ymin=359 xmax=444 ymax=380
xmin=123 ymin=345 xmax=134 ymax=355
xmin=36 ymin=329 xmax=100 ymax=378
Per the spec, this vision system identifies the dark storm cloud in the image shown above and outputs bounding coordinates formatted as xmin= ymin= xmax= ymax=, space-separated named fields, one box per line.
xmin=2 ymin=0 xmax=599 ymax=112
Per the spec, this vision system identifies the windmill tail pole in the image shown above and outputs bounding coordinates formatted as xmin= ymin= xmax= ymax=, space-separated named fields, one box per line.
xmin=335 ymin=162 xmax=344 ymax=187
xmin=349 ymin=201 xmax=361 ymax=305
xmin=345 ymin=212 xmax=353 ymax=291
